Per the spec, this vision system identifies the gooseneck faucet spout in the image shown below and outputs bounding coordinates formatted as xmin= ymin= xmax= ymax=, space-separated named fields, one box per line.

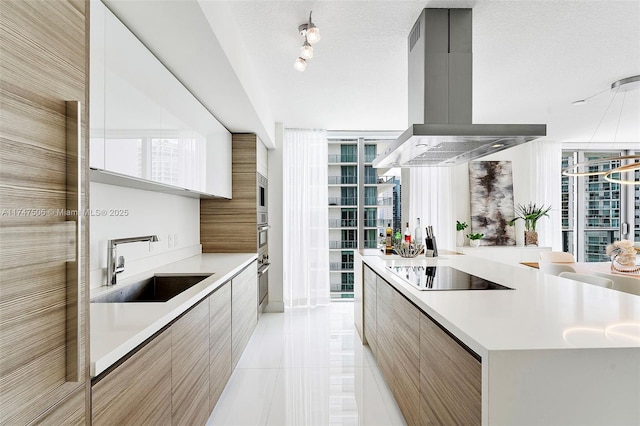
xmin=107 ymin=235 xmax=159 ymax=286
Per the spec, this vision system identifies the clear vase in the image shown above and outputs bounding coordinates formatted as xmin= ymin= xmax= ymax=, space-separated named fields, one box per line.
xmin=524 ymin=230 xmax=538 ymax=246
xmin=456 ymin=231 xmax=464 ymax=247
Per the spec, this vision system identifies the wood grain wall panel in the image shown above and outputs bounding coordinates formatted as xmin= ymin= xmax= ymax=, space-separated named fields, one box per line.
xmin=171 ymin=301 xmax=210 ymax=426
xmin=209 ymin=282 xmax=232 ymax=410
xmin=420 ymin=313 xmax=481 ymax=425
xmin=392 ymin=291 xmax=421 ymax=426
xmin=33 ymin=386 xmax=85 ymax=426
xmin=201 ymin=134 xmax=258 ymax=253
xmin=363 ymin=266 xmax=377 ymax=356
xmin=0 ymin=0 xmax=89 ymax=423
xmin=92 ymin=331 xmax=172 ymax=426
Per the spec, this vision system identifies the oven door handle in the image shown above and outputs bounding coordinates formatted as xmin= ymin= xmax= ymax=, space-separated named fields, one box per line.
xmin=258 ymin=264 xmax=270 ymax=276
xmin=258 ymin=225 xmax=271 ymax=232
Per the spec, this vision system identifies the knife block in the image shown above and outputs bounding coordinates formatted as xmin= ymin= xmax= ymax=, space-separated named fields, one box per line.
xmin=425 ymin=236 xmax=438 ymax=257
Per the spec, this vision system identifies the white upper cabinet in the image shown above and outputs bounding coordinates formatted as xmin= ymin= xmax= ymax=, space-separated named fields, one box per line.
xmin=90 ymin=0 xmax=231 ymax=198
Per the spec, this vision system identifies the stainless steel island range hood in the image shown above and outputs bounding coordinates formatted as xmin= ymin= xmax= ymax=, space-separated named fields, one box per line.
xmin=373 ymin=9 xmax=546 ymax=168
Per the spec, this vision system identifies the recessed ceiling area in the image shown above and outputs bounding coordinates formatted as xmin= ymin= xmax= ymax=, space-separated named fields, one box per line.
xmin=106 ymin=0 xmax=640 ymax=145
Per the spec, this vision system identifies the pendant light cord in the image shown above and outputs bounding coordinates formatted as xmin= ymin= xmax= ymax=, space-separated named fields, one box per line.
xmin=589 ymin=86 xmax=619 ymax=143
xmin=613 ymin=90 xmax=626 ymax=144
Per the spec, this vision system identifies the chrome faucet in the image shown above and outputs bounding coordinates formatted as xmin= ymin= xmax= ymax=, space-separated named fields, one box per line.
xmin=107 ymin=235 xmax=159 ymax=286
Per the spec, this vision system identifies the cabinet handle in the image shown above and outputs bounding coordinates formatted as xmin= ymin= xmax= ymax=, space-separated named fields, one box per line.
xmin=65 ymin=101 xmax=82 ymax=382
xmin=258 ymin=264 xmax=270 ymax=276
xmin=258 ymin=225 xmax=271 ymax=231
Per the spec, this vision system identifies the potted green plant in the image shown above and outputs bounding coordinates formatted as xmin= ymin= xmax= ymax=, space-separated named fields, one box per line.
xmin=508 ymin=202 xmax=551 ymax=246
xmin=455 ymin=221 xmax=469 ymax=247
xmin=466 ymin=233 xmax=484 ymax=247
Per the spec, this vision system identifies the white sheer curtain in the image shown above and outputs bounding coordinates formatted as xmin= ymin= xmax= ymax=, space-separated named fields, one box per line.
xmin=409 ymin=167 xmax=455 ymax=251
xmin=283 ymin=129 xmax=330 ymax=307
xmin=529 ymin=140 xmax=563 ymax=250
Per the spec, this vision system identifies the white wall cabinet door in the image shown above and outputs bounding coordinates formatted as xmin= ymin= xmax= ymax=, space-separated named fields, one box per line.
xmin=90 ymin=0 xmax=231 ymax=198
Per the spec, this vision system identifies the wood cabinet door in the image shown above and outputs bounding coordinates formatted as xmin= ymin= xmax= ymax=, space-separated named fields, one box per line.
xmin=0 ymin=1 xmax=88 ymax=423
xmin=420 ymin=312 xmax=481 ymax=425
xmin=171 ymin=301 xmax=210 ymax=425
xmin=363 ymin=266 xmax=377 ymax=355
xmin=375 ymin=276 xmax=394 ymax=387
xmin=392 ymin=290 xmax=421 ymax=426
xmin=92 ymin=331 xmax=172 ymax=425
xmin=210 ymin=282 xmax=232 ymax=410
xmin=231 ymin=262 xmax=258 ymax=368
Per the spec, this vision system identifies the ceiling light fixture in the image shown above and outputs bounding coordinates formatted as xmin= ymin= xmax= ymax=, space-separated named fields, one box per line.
xmin=294 ymin=11 xmax=320 ymax=72
xmin=300 ymin=39 xmax=313 ymax=59
xmin=562 ymin=75 xmax=639 ymax=185
xmin=293 ymin=57 xmax=307 ymax=72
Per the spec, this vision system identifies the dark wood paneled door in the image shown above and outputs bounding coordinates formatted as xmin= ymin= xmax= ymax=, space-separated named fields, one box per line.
xmin=0 ymin=1 xmax=88 ymax=423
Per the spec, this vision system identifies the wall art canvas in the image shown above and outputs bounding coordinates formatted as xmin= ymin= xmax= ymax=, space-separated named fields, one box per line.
xmin=468 ymin=161 xmax=515 ymax=246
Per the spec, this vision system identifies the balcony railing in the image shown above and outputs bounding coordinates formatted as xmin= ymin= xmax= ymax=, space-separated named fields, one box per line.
xmin=328 ymin=176 xmax=357 ymax=185
xmin=329 ymin=219 xmax=357 ymax=228
xmin=363 ymin=218 xmax=392 ymax=228
xmin=363 ymin=176 xmax=377 ymax=184
xmin=363 ymin=240 xmax=378 ymax=249
xmin=329 ymin=197 xmax=358 ymax=206
xmin=329 ymin=240 xmax=357 ymax=249
xmin=364 ymin=153 xmax=377 ymax=163
xmin=328 ymin=154 xmax=358 ymax=164
xmin=364 ymin=197 xmax=392 ymax=206
xmin=330 ymin=262 xmax=354 ymax=271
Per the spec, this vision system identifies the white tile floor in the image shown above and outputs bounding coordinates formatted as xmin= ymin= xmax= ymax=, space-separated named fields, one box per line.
xmin=207 ymin=302 xmax=406 ymax=426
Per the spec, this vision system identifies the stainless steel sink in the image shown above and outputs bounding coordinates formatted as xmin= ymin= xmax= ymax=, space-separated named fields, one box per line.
xmin=91 ymin=274 xmax=212 ymax=303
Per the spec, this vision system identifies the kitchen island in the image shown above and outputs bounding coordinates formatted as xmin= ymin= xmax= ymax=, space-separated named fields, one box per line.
xmin=355 ymin=250 xmax=640 ymax=425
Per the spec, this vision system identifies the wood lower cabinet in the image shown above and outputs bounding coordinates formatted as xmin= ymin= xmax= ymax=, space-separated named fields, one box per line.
xmin=91 ymin=264 xmax=257 ymax=424
xmin=363 ymin=266 xmax=377 ymax=356
xmin=364 ymin=265 xmax=482 ymax=426
xmin=231 ymin=262 xmax=258 ymax=368
xmin=92 ymin=331 xmax=172 ymax=425
xmin=420 ymin=313 xmax=481 ymax=425
xmin=172 ymin=301 xmax=210 ymax=425
xmin=209 ymin=282 xmax=232 ymax=410
xmin=375 ymin=275 xmax=395 ymax=387
xmin=392 ymin=289 xmax=421 ymax=426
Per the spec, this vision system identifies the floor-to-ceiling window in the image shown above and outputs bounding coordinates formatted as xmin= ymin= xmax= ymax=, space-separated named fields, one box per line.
xmin=327 ymin=135 xmax=399 ymax=299
xmin=562 ymin=150 xmax=639 ymax=262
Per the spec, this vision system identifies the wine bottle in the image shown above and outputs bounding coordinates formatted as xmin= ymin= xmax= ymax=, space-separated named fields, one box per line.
xmin=385 ymin=223 xmax=393 ymax=254
xmin=414 ymin=218 xmax=422 ymax=246
xmin=404 ymin=222 xmax=411 ymax=243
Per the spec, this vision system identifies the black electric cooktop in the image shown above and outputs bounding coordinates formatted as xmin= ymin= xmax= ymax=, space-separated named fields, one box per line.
xmin=387 ymin=265 xmax=514 ymax=291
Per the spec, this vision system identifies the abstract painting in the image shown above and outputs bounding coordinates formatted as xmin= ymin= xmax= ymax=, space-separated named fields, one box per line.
xmin=468 ymin=161 xmax=515 ymax=246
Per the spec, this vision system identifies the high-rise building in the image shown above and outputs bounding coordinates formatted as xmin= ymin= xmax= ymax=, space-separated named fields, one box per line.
xmin=562 ymin=150 xmax=639 ymax=262
xmin=327 ymin=137 xmax=397 ymax=299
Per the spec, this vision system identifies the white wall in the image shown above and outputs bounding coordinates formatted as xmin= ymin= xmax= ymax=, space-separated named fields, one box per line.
xmin=265 ymin=123 xmax=284 ymax=312
xmin=451 ymin=142 xmax=560 ymax=248
xmin=89 ymin=182 xmax=201 ymax=289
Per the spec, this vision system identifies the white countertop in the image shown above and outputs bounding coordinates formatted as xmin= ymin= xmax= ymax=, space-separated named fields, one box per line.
xmin=360 ymin=252 xmax=640 ymax=358
xmin=90 ymin=253 xmax=257 ymax=377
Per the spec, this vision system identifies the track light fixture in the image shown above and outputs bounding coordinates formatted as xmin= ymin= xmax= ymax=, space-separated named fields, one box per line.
xmin=294 ymin=11 xmax=320 ymax=72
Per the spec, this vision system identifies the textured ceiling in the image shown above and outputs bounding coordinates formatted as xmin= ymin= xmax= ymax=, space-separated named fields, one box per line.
xmin=206 ymin=0 xmax=640 ymax=142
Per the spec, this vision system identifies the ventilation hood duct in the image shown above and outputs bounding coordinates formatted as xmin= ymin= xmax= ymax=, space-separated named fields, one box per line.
xmin=373 ymin=9 xmax=546 ymax=168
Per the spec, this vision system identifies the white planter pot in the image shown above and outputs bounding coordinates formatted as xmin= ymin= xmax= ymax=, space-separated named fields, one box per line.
xmin=469 ymin=239 xmax=480 ymax=248
xmin=456 ymin=231 xmax=464 ymax=247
